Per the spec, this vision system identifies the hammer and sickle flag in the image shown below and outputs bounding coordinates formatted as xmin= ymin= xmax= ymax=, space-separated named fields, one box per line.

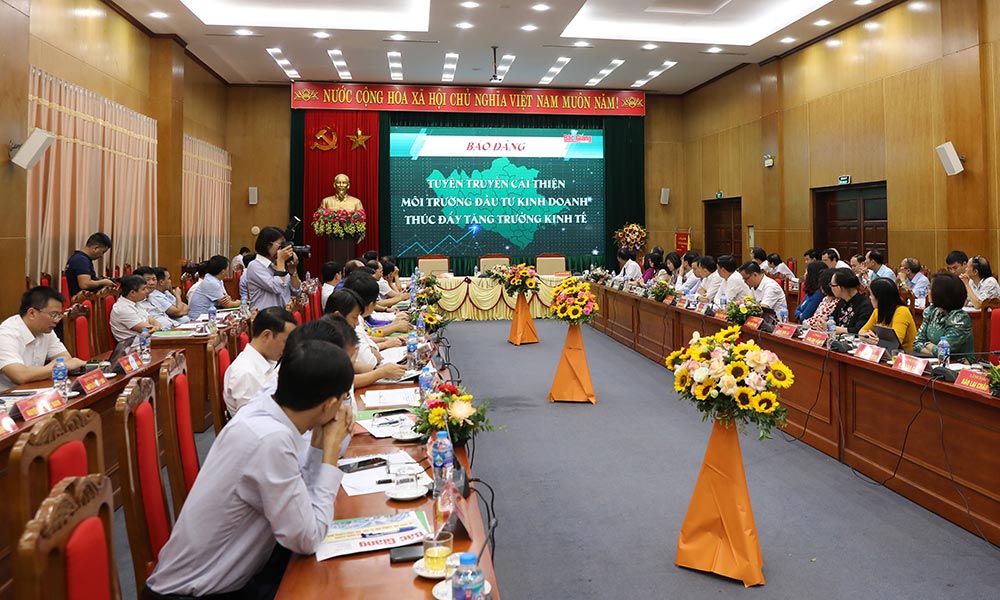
xmin=311 ymin=127 xmax=338 ymax=151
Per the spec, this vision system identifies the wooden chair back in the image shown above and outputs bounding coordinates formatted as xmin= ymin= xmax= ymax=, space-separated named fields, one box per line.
xmin=982 ymin=298 xmax=1000 ymax=365
xmin=207 ymin=331 xmax=232 ymax=434
xmin=535 ymin=253 xmax=567 ymax=276
xmin=287 ymin=296 xmax=307 ymax=325
xmin=238 ymin=330 xmax=250 ymax=353
xmin=8 ymin=409 xmax=104 ymax=551
xmin=312 ymin=287 xmax=324 ymax=320
xmin=93 ymin=287 xmax=119 ymax=354
xmin=180 ymin=273 xmax=193 ymax=303
xmin=478 ymin=254 xmax=510 ymax=272
xmin=899 ymin=285 xmax=916 ymax=310
xmin=157 ymin=352 xmax=199 ymax=519
xmin=417 ymin=254 xmax=450 ymax=276
xmin=123 ymin=263 xmax=132 ymax=276
xmin=63 ymin=303 xmax=93 ymax=362
xmin=39 ymin=273 xmax=52 ymax=288
xmin=61 ymin=274 xmax=71 ymax=309
xmin=15 ymin=475 xmax=122 ymax=600
xmin=115 ymin=378 xmax=171 ymax=593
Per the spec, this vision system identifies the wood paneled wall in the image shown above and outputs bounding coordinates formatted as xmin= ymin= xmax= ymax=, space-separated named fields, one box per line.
xmin=184 ymin=56 xmax=228 ymax=149
xmin=646 ymin=0 xmax=998 ymax=271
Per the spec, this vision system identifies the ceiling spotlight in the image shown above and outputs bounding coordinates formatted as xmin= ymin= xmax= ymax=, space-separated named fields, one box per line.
xmin=854 ymin=0 xmax=873 ymax=5
xmin=909 ymin=1 xmax=930 ymax=11
xmin=826 ymin=39 xmax=843 ymax=47
xmin=574 ymin=41 xmax=591 ymax=47
xmin=864 ymin=22 xmax=881 ymax=31
xmin=328 ymin=49 xmax=352 ymax=80
xmin=532 ymin=3 xmax=551 ymax=10
xmin=780 ymin=37 xmax=796 ymax=44
xmin=521 ymin=24 xmax=538 ymax=32
xmin=460 ymin=1 xmax=480 ymax=7
xmin=456 ymin=22 xmax=474 ymax=29
xmin=390 ymin=33 xmax=407 ymax=40
xmin=814 ymin=19 xmax=831 ymax=27
xmin=149 ymin=11 xmax=168 ymax=19
xmin=641 ymin=43 xmax=658 ymax=50
xmin=313 ymin=31 xmax=330 ymax=39
xmin=235 ymin=29 xmax=254 ymax=36
xmin=706 ymin=47 xmax=724 ymax=53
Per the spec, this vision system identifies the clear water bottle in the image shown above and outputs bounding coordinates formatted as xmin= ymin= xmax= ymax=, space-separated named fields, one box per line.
xmin=938 ymin=336 xmax=950 ymax=367
xmin=826 ymin=317 xmax=836 ymax=339
xmin=416 ymin=314 xmax=426 ymax=342
xmin=451 ymin=552 xmax=486 ymax=600
xmin=406 ymin=331 xmax=419 ymax=370
xmin=473 ymin=265 xmax=479 ymax=277
xmin=52 ymin=358 xmax=68 ymax=400
xmin=409 ymin=283 xmax=418 ymax=306
xmin=718 ymin=291 xmax=728 ymax=310
xmin=208 ymin=305 xmax=217 ymax=322
xmin=139 ymin=327 xmax=152 ymax=362
xmin=778 ymin=307 xmax=788 ymax=323
xmin=419 ymin=365 xmax=434 ymax=402
xmin=240 ymin=295 xmax=250 ymax=319
xmin=305 ymin=270 xmax=311 ymax=281
xmin=430 ymin=431 xmax=454 ymax=499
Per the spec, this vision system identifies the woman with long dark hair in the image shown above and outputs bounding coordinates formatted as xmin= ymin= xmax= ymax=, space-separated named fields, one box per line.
xmin=858 ymin=278 xmax=916 ymax=350
xmin=794 ymin=261 xmax=825 ymax=322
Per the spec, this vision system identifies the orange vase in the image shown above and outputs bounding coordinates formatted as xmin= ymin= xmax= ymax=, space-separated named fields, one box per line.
xmin=507 ymin=293 xmax=539 ymax=345
xmin=675 ymin=420 xmax=765 ymax=587
xmin=547 ymin=323 xmax=596 ymax=404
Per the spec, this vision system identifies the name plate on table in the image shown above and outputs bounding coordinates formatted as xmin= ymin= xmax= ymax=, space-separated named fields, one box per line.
xmin=773 ymin=323 xmax=798 ymax=338
xmin=1 ymin=412 xmax=16 ymax=433
xmin=118 ymin=353 xmax=143 ymax=374
xmin=554 ymin=271 xmax=571 ymax=277
xmin=696 ymin=302 xmax=707 ymax=313
xmin=802 ymin=330 xmax=829 ymax=347
xmin=663 ymin=295 xmax=675 ymax=305
xmin=855 ymin=343 xmax=886 ymax=363
xmin=954 ymin=369 xmax=991 ymax=394
xmin=892 ymin=353 xmax=930 ymax=376
xmin=76 ymin=369 xmax=110 ymax=394
xmin=17 ymin=390 xmax=65 ymax=422
xmin=686 ymin=299 xmax=698 ymax=310
xmin=744 ymin=316 xmax=763 ymax=330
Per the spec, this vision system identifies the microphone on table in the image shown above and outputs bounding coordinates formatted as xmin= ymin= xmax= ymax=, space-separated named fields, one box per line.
xmin=476 ymin=518 xmax=499 ymax=564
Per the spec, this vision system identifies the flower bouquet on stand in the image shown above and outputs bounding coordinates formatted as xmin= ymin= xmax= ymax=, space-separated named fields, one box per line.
xmin=725 ymin=295 xmax=763 ymax=325
xmin=503 ymin=264 xmax=540 ymax=345
xmin=649 ymin=279 xmax=679 ymax=303
xmin=412 ymin=383 xmax=498 ymax=447
xmin=547 ymin=277 xmax=600 ymax=403
xmin=613 ymin=223 xmax=648 ymax=251
xmin=665 ymin=325 xmax=793 ymax=587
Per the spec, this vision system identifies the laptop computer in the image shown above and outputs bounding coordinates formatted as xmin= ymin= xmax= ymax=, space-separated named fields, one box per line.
xmin=872 ymin=325 xmax=902 ymax=351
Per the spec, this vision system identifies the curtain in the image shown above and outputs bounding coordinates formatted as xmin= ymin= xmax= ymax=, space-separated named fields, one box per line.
xmin=603 ymin=116 xmax=646 ymax=269
xmin=26 ymin=67 xmax=158 ymax=284
xmin=295 ymin=110 xmax=381 ymax=277
xmin=182 ymin=136 xmax=232 ymax=262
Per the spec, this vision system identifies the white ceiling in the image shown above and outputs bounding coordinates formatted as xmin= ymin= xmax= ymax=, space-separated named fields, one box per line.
xmin=109 ymin=0 xmax=899 ymax=94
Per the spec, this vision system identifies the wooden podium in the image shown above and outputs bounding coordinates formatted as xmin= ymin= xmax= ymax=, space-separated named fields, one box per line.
xmin=327 ymin=235 xmax=359 ymax=266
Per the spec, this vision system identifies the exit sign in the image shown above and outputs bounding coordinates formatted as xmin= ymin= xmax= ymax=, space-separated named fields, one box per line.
xmin=838 ymin=175 xmax=851 ymax=185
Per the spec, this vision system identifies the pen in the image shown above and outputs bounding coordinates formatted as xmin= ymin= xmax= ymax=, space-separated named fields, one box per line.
xmin=376 ymin=478 xmax=393 ymax=485
xmin=360 ymin=526 xmax=417 ymax=538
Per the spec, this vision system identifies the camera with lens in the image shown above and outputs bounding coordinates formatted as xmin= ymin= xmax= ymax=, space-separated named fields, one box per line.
xmin=279 ymin=241 xmax=312 ymax=258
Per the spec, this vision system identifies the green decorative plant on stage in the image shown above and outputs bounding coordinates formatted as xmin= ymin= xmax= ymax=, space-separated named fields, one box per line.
xmin=666 ymin=325 xmax=792 ymax=440
xmin=648 ymin=279 xmax=679 ymax=303
xmin=724 ymin=295 xmax=763 ymax=325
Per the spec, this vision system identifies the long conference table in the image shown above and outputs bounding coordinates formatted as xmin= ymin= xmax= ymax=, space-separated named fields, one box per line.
xmin=276 ymin=384 xmax=500 ymax=599
xmin=591 ymin=284 xmax=1000 ymax=544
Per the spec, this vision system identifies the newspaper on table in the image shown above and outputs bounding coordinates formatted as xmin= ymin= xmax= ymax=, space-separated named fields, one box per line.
xmin=315 ymin=510 xmax=430 ymax=561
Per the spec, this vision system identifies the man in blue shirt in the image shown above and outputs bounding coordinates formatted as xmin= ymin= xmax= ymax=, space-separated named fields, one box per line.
xmin=866 ymin=249 xmax=896 ymax=281
xmin=150 ymin=267 xmax=190 ymax=323
xmin=188 ymin=255 xmax=240 ymax=319
xmin=898 ymin=257 xmax=930 ymax=296
xmin=65 ymin=232 xmax=114 ymax=297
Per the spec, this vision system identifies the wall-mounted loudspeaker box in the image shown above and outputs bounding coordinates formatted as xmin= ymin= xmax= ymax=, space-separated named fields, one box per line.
xmin=248 ymin=186 xmax=259 ymax=205
xmin=9 ymin=128 xmax=56 ymax=169
xmin=936 ymin=141 xmax=964 ymax=176
xmin=660 ymin=188 xmax=670 ymax=205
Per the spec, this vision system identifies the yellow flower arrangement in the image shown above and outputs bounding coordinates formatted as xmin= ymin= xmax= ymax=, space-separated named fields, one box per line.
xmin=449 ymin=399 xmax=477 ymax=424
xmin=694 ymin=380 xmax=714 ymax=401
xmin=674 ymin=368 xmax=692 ymax=392
xmin=726 ymin=361 xmax=750 ymax=380
xmin=549 ymin=276 xmax=599 ymax=325
xmin=734 ymin=387 xmax=754 ymax=409
xmin=412 ymin=383 xmax=499 ymax=446
xmin=766 ymin=362 xmax=794 ymax=389
xmin=428 ymin=407 xmax=448 ymax=428
xmin=752 ymin=391 xmax=778 ymax=414
xmin=501 ymin=263 xmax=540 ymax=297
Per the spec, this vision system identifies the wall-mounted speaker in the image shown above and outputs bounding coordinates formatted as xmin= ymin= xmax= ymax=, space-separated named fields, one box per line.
xmin=248 ymin=186 xmax=258 ymax=205
xmin=936 ymin=141 xmax=964 ymax=176
xmin=9 ymin=128 xmax=56 ymax=169
xmin=659 ymin=187 xmax=670 ymax=205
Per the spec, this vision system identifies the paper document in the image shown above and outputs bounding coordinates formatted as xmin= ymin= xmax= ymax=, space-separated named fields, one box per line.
xmin=339 ymin=450 xmax=432 ymax=496
xmin=362 ymin=387 xmax=421 ymax=407
xmin=380 ymin=345 xmax=408 ymax=364
xmin=357 ymin=413 xmax=418 ymax=438
xmin=375 ymin=370 xmax=421 ymax=385
xmin=316 ymin=511 xmax=430 ymax=561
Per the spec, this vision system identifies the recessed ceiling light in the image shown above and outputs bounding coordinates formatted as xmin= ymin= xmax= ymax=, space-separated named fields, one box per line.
xmin=585 ymin=59 xmax=624 ymax=87
xmin=863 ymin=22 xmax=881 ymax=31
xmin=494 ymin=54 xmax=516 ymax=82
xmin=456 ymin=22 xmax=474 ymax=29
xmin=532 ymin=3 xmax=550 ymax=10
xmin=390 ymin=33 xmax=407 ymax=41
xmin=780 ymin=37 xmax=796 ymax=44
xmin=641 ymin=43 xmax=658 ymax=50
xmin=539 ymin=57 xmax=571 ymax=85
xmin=387 ymin=51 xmax=404 ymax=81
xmin=313 ymin=31 xmax=330 ymax=39
xmin=854 ymin=0 xmax=873 ymax=5
xmin=149 ymin=11 xmax=168 ymax=19
xmin=277 ymin=59 xmax=290 ymax=65
xmin=266 ymin=48 xmax=298 ymax=80
xmin=631 ymin=60 xmax=677 ymax=88
xmin=328 ymin=49 xmax=352 ymax=80
xmin=826 ymin=39 xmax=843 ymax=47
xmin=460 ymin=1 xmax=480 ymax=7
xmin=442 ymin=52 xmax=460 ymax=82
xmin=73 ymin=8 xmax=104 ymax=17
xmin=573 ymin=41 xmax=591 ymax=47
xmin=706 ymin=47 xmax=724 ymax=53
xmin=814 ymin=20 xmax=831 ymax=27
xmin=909 ymin=1 xmax=929 ymax=11
xmin=521 ymin=24 xmax=538 ymax=32
xmin=235 ymin=29 xmax=254 ymax=36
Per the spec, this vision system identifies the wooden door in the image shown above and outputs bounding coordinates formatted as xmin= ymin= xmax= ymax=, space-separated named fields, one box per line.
xmin=704 ymin=198 xmax=742 ymax=262
xmin=814 ymin=183 xmax=888 ymax=262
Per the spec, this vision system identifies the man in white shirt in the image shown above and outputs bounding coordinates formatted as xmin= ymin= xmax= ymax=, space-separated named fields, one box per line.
xmin=738 ymin=262 xmax=788 ymax=313
xmin=616 ymin=247 xmax=643 ymax=282
xmin=865 ymin=249 xmax=896 ymax=281
xmin=224 ymin=307 xmax=297 ymax=415
xmin=109 ymin=275 xmax=160 ymax=343
xmin=898 ymin=257 xmax=930 ymax=296
xmin=0 ymin=287 xmax=85 ymax=390
xmin=320 ymin=261 xmax=343 ymax=312
xmin=145 ymin=340 xmax=355 ymax=599
xmin=765 ymin=253 xmax=798 ymax=282
xmin=231 ymin=246 xmax=250 ymax=274
xmin=134 ymin=266 xmax=177 ymax=330
xmin=714 ymin=255 xmax=752 ymax=306
xmin=681 ymin=251 xmax=702 ymax=295
xmin=751 ymin=247 xmax=770 ymax=272
xmin=696 ymin=256 xmax=724 ymax=302
xmin=340 ymin=276 xmax=409 ymax=388
xmin=821 ymin=248 xmax=851 ymax=270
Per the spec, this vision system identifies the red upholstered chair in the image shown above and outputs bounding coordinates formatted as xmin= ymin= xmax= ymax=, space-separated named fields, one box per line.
xmin=62 ymin=303 xmax=93 ymax=362
xmin=61 ymin=274 xmax=71 ymax=309
xmin=983 ymin=300 xmax=1000 ymax=366
xmin=208 ymin=340 xmax=232 ymax=434
xmin=15 ymin=475 xmax=122 ymax=600
xmin=8 ymin=409 xmax=104 ymax=553
xmin=238 ymin=331 xmax=250 ymax=353
xmin=116 ymin=378 xmax=171 ymax=594
xmin=157 ymin=352 xmax=199 ymax=519
xmin=123 ymin=263 xmax=132 ymax=276
xmin=312 ymin=288 xmax=324 ymax=320
xmin=40 ymin=273 xmax=52 ymax=288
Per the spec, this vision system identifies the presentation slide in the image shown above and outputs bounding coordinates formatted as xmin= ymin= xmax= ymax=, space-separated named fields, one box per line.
xmin=388 ymin=126 xmax=605 ymax=261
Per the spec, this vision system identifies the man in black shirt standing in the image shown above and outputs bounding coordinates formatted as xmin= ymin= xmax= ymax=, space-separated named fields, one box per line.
xmin=66 ymin=232 xmax=115 ymax=297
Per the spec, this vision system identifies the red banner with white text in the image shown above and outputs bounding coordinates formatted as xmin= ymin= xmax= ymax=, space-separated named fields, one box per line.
xmin=291 ymin=83 xmax=645 ymax=116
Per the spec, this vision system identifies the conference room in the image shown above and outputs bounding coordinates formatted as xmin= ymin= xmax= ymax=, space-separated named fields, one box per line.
xmin=2 ymin=0 xmax=1000 ymax=598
